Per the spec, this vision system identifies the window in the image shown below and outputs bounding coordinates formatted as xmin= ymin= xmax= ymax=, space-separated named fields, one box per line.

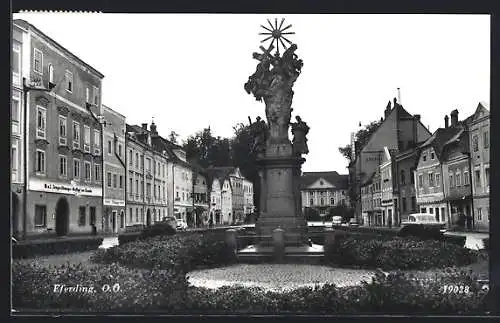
xmin=140 ymin=155 xmax=144 ymax=170
xmin=141 ymin=181 xmax=144 ymax=196
xmin=108 ymin=140 xmax=112 ymax=154
xmin=400 ymin=170 xmax=406 ymax=185
xmin=455 ymin=171 xmax=461 ymax=186
xmin=477 ymin=208 xmax=482 ymax=221
xmin=485 ymin=167 xmax=489 ymax=187
xmin=118 ymin=144 xmax=122 ymax=157
xmin=35 ymin=149 xmax=45 ymax=174
xmin=34 ymin=205 xmax=47 ymax=227
xmin=310 ymin=199 xmax=313 ymax=205
xmin=94 ymin=164 xmax=101 ymax=182
xmin=423 ymin=154 xmax=427 ymax=162
xmin=418 ymin=174 xmax=423 ymax=188
xmin=73 ymin=121 xmax=80 ymax=149
xmin=421 ymin=207 xmax=427 ymax=213
xmin=330 ymin=198 xmax=334 ymax=205
xmin=36 ymin=106 xmax=46 ymax=139
xmin=410 ymin=168 xmax=415 ymax=184
xmin=11 ymin=145 xmax=18 ymax=172
xmin=435 ymin=173 xmax=441 ymax=187
xmin=78 ymin=206 xmax=86 ymax=226
xmin=129 ymin=150 xmax=133 ymax=166
xmin=59 ymin=115 xmax=67 ymax=145
xmin=12 ymin=91 xmax=20 ymax=124
xmin=429 ymin=208 xmax=433 ymax=214
xmin=129 ymin=178 xmax=133 ymax=196
xmin=93 ymin=86 xmax=99 ymax=105
xmin=73 ymin=159 xmax=80 ymax=179
xmin=136 ymin=180 xmax=139 ymax=196
xmin=449 ymin=174 xmax=454 ymax=188
xmin=12 ymin=42 xmax=21 ymax=85
xmin=84 ymin=162 xmax=91 ymax=181
xmin=33 ymin=48 xmax=43 ymax=74
xmin=84 ymin=125 xmax=91 ymax=153
xmin=135 ymin=153 xmax=139 ymax=168
xmin=147 ymin=158 xmax=151 ymax=171
xmin=483 ymin=131 xmax=489 ymax=149
xmin=136 ymin=208 xmax=139 ymax=222
xmin=475 ymin=170 xmax=481 ymax=188
xmin=402 ymin=197 xmax=407 ymax=212
xmin=94 ymin=130 xmax=100 ymax=154
xmin=411 ymin=197 xmax=416 ymax=211
xmin=90 ymin=207 xmax=96 ymax=225
xmin=86 ymin=87 xmax=90 ymax=103
xmin=113 ymin=174 xmax=117 ymax=188
xmin=65 ymin=70 xmax=73 ymax=92
xmin=473 ymin=135 xmax=479 ymax=152
xmin=430 ymin=152 xmax=435 ymax=160
xmin=48 ymin=64 xmax=54 ymax=84
xmin=119 ymin=175 xmax=123 ymax=188
xmin=129 ymin=208 xmax=133 ymax=223
xmin=464 ymin=171 xmax=470 ymax=185
xmin=59 ymin=155 xmax=67 ymax=177
xmin=428 ymin=173 xmax=434 ymax=187
xmin=107 ymin=172 xmax=112 ymax=187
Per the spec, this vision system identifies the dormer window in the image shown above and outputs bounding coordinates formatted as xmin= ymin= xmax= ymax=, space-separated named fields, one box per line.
xmin=320 ymin=180 xmax=324 ymax=185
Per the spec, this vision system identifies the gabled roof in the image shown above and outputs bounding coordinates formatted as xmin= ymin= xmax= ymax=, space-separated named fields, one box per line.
xmin=416 ymin=126 xmax=464 ymax=162
xmin=361 ymin=171 xmax=376 ymax=187
xmin=465 ymin=101 xmax=490 ymax=126
xmin=300 ymin=171 xmax=348 ymax=190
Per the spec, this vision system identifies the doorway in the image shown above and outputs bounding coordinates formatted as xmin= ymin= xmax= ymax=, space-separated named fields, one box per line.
xmin=146 ymin=209 xmax=151 ymax=226
xmin=55 ymin=197 xmax=69 ymax=236
xmin=120 ymin=210 xmax=125 ymax=229
xmin=112 ymin=210 xmax=117 ymax=233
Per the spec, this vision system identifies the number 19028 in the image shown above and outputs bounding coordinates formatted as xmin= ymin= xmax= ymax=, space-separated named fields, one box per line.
xmin=442 ymin=285 xmax=470 ymax=294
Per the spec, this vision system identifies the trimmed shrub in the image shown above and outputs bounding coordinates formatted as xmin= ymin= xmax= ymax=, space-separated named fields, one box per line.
xmin=13 ymin=237 xmax=103 ymax=259
xmin=139 ymin=222 xmax=176 ymax=239
xmin=118 ymin=232 xmax=141 ymax=245
xmin=398 ymin=224 xmax=444 ymax=240
xmin=443 ymin=235 xmax=466 ymax=248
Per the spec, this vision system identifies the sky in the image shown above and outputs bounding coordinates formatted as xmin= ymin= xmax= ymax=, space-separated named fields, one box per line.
xmin=13 ymin=13 xmax=490 ymax=173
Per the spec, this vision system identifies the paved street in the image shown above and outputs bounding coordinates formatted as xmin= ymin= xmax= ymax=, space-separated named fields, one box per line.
xmin=444 ymin=231 xmax=489 ymax=250
xmin=99 ymin=236 xmax=119 ymax=249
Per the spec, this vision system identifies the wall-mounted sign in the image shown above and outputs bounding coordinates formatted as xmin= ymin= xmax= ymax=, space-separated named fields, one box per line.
xmin=29 ymin=178 xmax=102 ymax=197
xmin=104 ymin=199 xmax=125 ymax=207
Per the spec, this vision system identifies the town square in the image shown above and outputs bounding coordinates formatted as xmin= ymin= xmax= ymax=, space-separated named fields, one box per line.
xmin=11 ymin=13 xmax=491 ymax=314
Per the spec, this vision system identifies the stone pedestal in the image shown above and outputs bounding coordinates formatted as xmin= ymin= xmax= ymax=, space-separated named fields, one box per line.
xmin=255 ymin=140 xmax=308 ymax=246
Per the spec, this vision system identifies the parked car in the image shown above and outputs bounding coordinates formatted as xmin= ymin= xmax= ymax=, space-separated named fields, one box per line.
xmin=176 ymin=219 xmax=188 ymax=231
xmin=162 ymin=216 xmax=177 ymax=229
xmin=331 ymin=216 xmax=342 ymax=226
xmin=401 ymin=213 xmax=447 ymax=233
xmin=348 ymin=218 xmax=359 ymax=227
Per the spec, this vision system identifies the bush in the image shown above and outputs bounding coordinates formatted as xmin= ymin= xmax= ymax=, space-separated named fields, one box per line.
xmin=92 ymin=231 xmax=235 ymax=273
xmin=139 ymin=222 xmax=176 ymax=239
xmin=443 ymin=235 xmax=466 ymax=248
xmin=118 ymin=232 xmax=141 ymax=246
xmin=398 ymin=225 xmax=444 ymax=240
xmin=13 ymin=237 xmax=103 ymax=259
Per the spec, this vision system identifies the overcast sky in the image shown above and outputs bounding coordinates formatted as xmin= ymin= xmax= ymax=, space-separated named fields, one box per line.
xmin=13 ymin=13 xmax=490 ymax=173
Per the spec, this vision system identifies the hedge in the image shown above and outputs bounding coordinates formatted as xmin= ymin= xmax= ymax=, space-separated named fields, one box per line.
xmin=12 ymin=261 xmax=489 ymax=314
xmin=13 ymin=237 xmax=103 ymax=259
xmin=325 ymin=234 xmax=477 ymax=270
xmin=482 ymin=238 xmax=489 ymax=250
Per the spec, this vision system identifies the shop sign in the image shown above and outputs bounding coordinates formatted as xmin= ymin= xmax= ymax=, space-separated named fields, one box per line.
xmin=29 ymin=178 xmax=102 ymax=197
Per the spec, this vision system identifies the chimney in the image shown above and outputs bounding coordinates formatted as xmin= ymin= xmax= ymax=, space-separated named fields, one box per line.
xmin=384 ymin=100 xmax=392 ymax=119
xmin=450 ymin=109 xmax=459 ymax=127
xmin=397 ymin=88 xmax=401 ymax=104
xmin=150 ymin=121 xmax=158 ymax=137
xmin=444 ymin=115 xmax=449 ymax=128
xmin=141 ymin=123 xmax=148 ymax=130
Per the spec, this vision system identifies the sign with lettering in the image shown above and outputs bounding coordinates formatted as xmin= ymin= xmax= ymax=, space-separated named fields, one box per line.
xmin=29 ymin=178 xmax=102 ymax=197
xmin=104 ymin=199 xmax=125 ymax=206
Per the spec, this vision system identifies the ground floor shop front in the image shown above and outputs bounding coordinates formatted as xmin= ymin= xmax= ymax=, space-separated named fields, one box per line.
xmin=127 ymin=203 xmax=168 ymax=227
xmin=473 ymin=196 xmax=489 ymax=232
xmin=25 ymin=190 xmax=102 ymax=238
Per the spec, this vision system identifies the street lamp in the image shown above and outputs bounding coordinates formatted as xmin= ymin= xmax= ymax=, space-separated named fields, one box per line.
xmin=21 ymin=77 xmax=56 ymax=239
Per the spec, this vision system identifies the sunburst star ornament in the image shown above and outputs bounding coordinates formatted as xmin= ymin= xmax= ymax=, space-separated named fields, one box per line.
xmin=259 ymin=18 xmax=296 ymax=55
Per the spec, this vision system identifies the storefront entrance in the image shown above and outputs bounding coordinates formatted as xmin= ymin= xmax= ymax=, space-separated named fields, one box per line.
xmin=55 ymin=197 xmax=69 ymax=236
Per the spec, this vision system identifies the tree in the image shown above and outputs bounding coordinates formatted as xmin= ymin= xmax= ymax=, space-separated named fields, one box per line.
xmin=183 ymin=127 xmax=231 ymax=168
xmin=338 ymin=120 xmax=383 ymax=162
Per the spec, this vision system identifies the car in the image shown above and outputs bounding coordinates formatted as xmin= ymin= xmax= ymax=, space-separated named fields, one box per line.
xmin=331 ymin=216 xmax=342 ymax=226
xmin=401 ymin=213 xmax=447 ymax=233
xmin=162 ymin=216 xmax=178 ymax=230
xmin=348 ymin=218 xmax=359 ymax=227
xmin=176 ymin=219 xmax=188 ymax=231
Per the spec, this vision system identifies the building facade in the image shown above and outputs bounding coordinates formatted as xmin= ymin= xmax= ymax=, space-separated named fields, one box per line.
xmin=300 ymin=171 xmax=349 ymax=217
xmin=15 ymin=20 xmax=104 ymax=238
xmin=209 ymin=178 xmax=223 ymax=224
xmin=467 ymin=102 xmax=490 ymax=232
xmin=11 ymin=23 xmax=28 ymax=238
xmin=393 ymin=148 xmax=419 ymax=224
xmin=380 ymin=147 xmax=397 ymax=227
xmin=371 ymin=170 xmax=382 ymax=226
xmin=243 ymin=178 xmax=255 ymax=217
xmin=348 ymin=98 xmax=431 ymax=224
xmin=102 ymin=105 xmax=126 ymax=234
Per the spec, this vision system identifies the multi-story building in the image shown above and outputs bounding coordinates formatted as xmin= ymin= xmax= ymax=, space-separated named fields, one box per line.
xmin=371 ymin=169 xmax=382 ymax=226
xmin=15 ymin=19 xmax=104 ymax=238
xmin=414 ymin=115 xmax=465 ymax=227
xmin=348 ymin=98 xmax=431 ymax=224
xmin=208 ymin=177 xmax=223 ymax=224
xmin=101 ymin=105 xmax=126 ymax=234
xmin=467 ymin=102 xmax=490 ymax=232
xmin=393 ymin=147 xmax=420 ymax=223
xmin=11 ymin=22 xmax=28 ymax=238
xmin=380 ymin=147 xmax=397 ymax=227
xmin=125 ymin=122 xmax=169 ymax=226
xmin=300 ymin=171 xmax=349 ymax=217
xmin=243 ymin=178 xmax=255 ymax=217
xmin=360 ymin=175 xmax=374 ymax=226
xmin=441 ymin=110 xmax=473 ymax=228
